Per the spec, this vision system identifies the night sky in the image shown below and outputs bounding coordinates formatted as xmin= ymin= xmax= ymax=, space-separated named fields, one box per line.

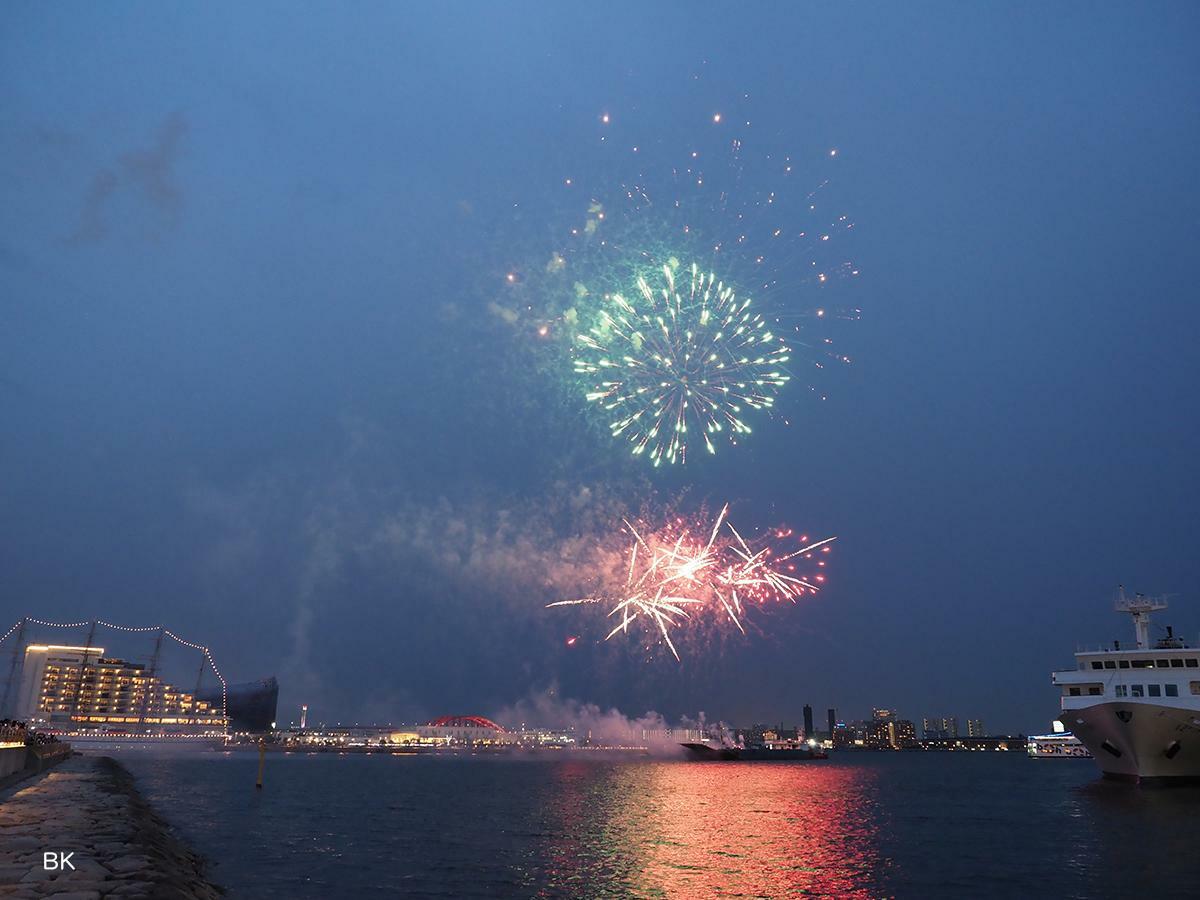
xmin=3 ymin=3 xmax=1198 ymax=734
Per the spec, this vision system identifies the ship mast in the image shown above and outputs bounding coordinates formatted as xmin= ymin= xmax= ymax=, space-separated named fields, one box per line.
xmin=1115 ymin=585 xmax=1169 ymax=650
xmin=0 ymin=618 xmax=28 ymax=718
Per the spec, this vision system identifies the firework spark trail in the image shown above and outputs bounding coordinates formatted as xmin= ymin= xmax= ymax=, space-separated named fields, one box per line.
xmin=574 ymin=261 xmax=791 ymax=466
xmin=547 ymin=506 xmax=833 ymax=659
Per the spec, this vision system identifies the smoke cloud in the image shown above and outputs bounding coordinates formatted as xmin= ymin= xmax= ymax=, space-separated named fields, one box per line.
xmin=68 ymin=112 xmax=188 ymax=243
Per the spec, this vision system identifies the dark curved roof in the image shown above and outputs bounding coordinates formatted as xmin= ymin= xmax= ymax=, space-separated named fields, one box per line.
xmin=427 ymin=715 xmax=506 ymax=732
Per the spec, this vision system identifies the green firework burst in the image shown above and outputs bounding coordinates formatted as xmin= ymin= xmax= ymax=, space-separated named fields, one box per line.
xmin=574 ymin=260 xmax=791 ymax=466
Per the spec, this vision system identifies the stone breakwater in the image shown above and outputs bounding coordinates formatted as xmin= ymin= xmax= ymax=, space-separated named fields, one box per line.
xmin=0 ymin=755 xmax=221 ymax=899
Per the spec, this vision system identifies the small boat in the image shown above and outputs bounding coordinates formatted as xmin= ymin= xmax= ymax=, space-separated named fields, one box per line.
xmin=681 ymin=741 xmax=740 ymax=760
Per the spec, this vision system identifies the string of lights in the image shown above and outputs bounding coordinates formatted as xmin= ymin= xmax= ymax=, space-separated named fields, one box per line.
xmin=0 ymin=616 xmax=228 ymax=717
xmin=0 ymin=620 xmax=23 ymax=644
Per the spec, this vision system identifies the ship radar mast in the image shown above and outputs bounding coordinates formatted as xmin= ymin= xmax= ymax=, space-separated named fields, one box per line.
xmin=1114 ymin=585 xmax=1169 ymax=650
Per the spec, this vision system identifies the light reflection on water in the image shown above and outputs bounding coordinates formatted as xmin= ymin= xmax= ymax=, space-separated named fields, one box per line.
xmin=114 ymin=751 xmax=1200 ymax=898
xmin=544 ymin=762 xmax=883 ymax=897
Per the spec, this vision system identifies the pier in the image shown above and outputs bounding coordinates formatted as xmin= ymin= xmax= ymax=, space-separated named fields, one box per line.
xmin=0 ymin=755 xmax=220 ymax=898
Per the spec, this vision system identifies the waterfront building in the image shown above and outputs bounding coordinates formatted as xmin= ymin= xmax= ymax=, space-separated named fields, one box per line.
xmin=922 ymin=716 xmax=959 ymax=740
xmin=864 ymin=712 xmax=917 ymax=750
xmin=832 ymin=721 xmax=855 ymax=749
xmin=389 ymin=715 xmax=512 ymax=746
xmin=865 ymin=718 xmax=891 ymax=749
xmin=890 ymin=719 xmax=918 ymax=748
xmin=802 ymin=704 xmax=814 ymax=739
xmin=922 ymin=736 xmax=1024 ymax=752
xmin=967 ymin=719 xmax=985 ymax=737
xmin=15 ymin=645 xmax=225 ymax=733
xmin=826 ymin=708 xmax=836 ymax=739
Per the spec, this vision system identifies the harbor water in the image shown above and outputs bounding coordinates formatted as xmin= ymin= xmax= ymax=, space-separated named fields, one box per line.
xmin=118 ymin=750 xmax=1200 ymax=898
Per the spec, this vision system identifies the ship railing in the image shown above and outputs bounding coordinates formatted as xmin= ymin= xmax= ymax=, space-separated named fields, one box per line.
xmin=1073 ymin=641 xmax=1195 ymax=653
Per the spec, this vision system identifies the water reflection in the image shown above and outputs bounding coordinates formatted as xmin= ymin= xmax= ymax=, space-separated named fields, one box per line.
xmin=120 ymin=752 xmax=1200 ymax=898
xmin=542 ymin=760 xmax=883 ymax=897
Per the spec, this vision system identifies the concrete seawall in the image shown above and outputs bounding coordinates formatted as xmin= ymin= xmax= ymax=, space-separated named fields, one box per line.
xmin=0 ymin=755 xmax=221 ymax=898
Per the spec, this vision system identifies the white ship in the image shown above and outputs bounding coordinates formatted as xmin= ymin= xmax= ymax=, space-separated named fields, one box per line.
xmin=1027 ymin=723 xmax=1092 ymax=759
xmin=1052 ymin=589 xmax=1200 ymax=782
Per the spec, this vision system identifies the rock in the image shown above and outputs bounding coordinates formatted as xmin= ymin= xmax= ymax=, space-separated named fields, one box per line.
xmin=5 ymin=836 xmax=42 ymax=851
xmin=104 ymin=857 xmax=149 ymax=875
xmin=0 ymin=758 xmax=221 ymax=899
xmin=18 ymin=865 xmax=54 ymax=883
xmin=0 ymin=863 xmax=34 ymax=882
xmin=57 ymin=858 xmax=111 ymax=881
xmin=105 ymin=885 xmax=151 ymax=897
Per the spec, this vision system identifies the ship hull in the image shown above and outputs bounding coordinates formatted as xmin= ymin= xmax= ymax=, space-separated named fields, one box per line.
xmin=1058 ymin=702 xmax=1200 ymax=782
xmin=680 ymin=742 xmax=827 ymax=761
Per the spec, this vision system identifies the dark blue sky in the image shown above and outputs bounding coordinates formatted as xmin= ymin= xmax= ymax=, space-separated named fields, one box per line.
xmin=3 ymin=3 xmax=1198 ymax=733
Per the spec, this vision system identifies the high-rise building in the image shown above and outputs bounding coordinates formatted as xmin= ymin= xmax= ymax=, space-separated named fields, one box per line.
xmin=16 ymin=644 xmax=225 ymax=733
xmin=864 ymin=710 xmax=917 ymax=749
xmin=865 ymin=718 xmax=891 ymax=749
xmin=803 ymin=704 xmax=814 ymax=739
xmin=826 ymin=708 xmax=836 ymax=738
xmin=890 ymin=719 xmax=918 ymax=749
xmin=922 ymin=716 xmax=959 ymax=740
xmin=967 ymin=719 xmax=985 ymax=737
